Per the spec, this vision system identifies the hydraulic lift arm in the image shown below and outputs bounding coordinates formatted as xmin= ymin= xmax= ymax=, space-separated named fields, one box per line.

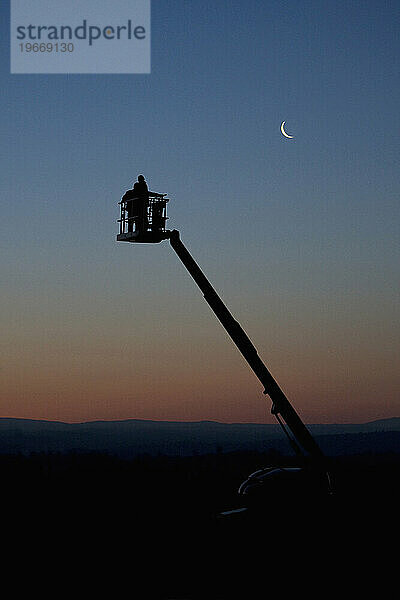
xmin=169 ymin=229 xmax=324 ymax=462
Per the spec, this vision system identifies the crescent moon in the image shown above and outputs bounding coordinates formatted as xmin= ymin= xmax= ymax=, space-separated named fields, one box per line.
xmin=280 ymin=121 xmax=294 ymax=139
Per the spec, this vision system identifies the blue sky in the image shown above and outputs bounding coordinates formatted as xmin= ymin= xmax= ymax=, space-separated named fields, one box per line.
xmin=1 ymin=1 xmax=399 ymax=423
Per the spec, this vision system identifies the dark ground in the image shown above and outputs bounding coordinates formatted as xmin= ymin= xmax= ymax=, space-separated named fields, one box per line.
xmin=1 ymin=451 xmax=398 ymax=598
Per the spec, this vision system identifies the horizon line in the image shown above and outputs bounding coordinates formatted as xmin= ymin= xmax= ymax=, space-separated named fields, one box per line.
xmin=0 ymin=415 xmax=398 ymax=426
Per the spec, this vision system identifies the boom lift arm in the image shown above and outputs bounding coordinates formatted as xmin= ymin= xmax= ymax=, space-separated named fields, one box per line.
xmin=169 ymin=229 xmax=324 ymax=463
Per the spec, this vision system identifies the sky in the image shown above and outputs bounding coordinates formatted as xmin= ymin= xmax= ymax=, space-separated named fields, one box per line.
xmin=1 ymin=0 xmax=399 ymax=424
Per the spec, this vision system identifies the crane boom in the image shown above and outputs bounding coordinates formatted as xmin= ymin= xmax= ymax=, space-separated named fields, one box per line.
xmin=169 ymin=229 xmax=324 ymax=462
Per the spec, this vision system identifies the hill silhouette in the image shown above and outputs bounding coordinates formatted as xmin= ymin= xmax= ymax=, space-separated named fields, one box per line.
xmin=0 ymin=416 xmax=399 ymax=458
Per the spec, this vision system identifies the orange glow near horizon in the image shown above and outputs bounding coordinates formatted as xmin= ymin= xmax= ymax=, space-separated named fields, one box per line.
xmin=1 ymin=315 xmax=398 ymax=424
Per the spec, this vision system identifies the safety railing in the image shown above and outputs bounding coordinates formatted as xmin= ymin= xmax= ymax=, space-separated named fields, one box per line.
xmin=118 ymin=193 xmax=169 ymax=235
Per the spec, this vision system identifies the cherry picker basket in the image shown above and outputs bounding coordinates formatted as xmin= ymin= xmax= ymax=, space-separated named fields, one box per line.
xmin=117 ymin=193 xmax=169 ymax=243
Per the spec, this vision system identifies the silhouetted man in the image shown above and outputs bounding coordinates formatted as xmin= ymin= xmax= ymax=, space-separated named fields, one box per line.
xmin=133 ymin=174 xmax=149 ymax=232
xmin=134 ymin=174 xmax=148 ymax=196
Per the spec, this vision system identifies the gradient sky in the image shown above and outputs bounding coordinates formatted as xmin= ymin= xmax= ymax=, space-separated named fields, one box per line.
xmin=1 ymin=0 xmax=399 ymax=424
